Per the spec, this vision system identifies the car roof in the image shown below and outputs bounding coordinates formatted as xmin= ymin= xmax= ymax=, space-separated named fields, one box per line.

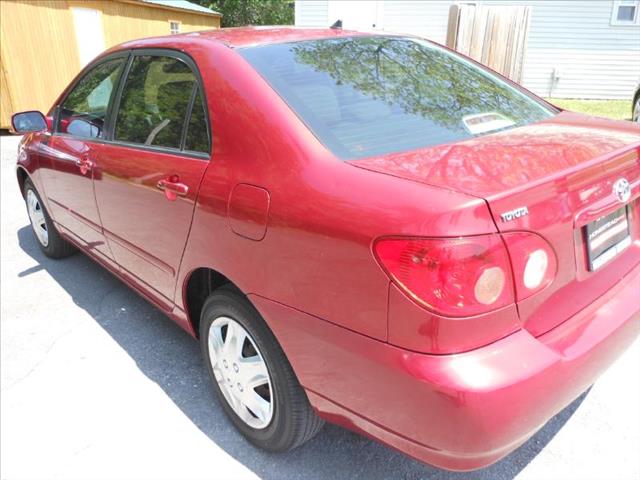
xmin=196 ymin=26 xmax=374 ymax=47
xmin=117 ymin=26 xmax=377 ymax=50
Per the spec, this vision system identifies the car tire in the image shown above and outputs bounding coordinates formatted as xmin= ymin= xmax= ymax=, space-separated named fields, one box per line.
xmin=23 ymin=178 xmax=76 ymax=259
xmin=633 ymin=96 xmax=640 ymax=123
xmin=200 ymin=285 xmax=324 ymax=452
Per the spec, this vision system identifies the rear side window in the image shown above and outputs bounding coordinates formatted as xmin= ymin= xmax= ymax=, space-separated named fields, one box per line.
xmin=115 ymin=55 xmax=207 ymax=151
xmin=240 ymin=37 xmax=555 ymax=160
xmin=58 ymin=58 xmax=125 ymax=139
xmin=184 ymin=86 xmax=209 ymax=153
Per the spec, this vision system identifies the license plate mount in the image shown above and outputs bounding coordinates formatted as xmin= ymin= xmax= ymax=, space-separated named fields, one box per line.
xmin=585 ymin=206 xmax=631 ymax=271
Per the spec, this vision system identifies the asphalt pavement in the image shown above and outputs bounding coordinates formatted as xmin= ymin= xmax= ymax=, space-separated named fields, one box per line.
xmin=1 ymin=133 xmax=639 ymax=480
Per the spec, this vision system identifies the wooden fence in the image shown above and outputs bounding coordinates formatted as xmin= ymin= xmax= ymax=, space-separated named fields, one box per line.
xmin=446 ymin=4 xmax=531 ymax=83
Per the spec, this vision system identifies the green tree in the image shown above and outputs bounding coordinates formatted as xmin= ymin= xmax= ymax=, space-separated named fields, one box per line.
xmin=194 ymin=0 xmax=293 ymax=27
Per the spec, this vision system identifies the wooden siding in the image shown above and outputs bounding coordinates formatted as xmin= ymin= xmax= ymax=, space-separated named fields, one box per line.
xmin=295 ymin=0 xmax=640 ymax=100
xmin=1 ymin=58 xmax=14 ymax=127
xmin=0 ymin=0 xmax=219 ymax=128
xmin=67 ymin=0 xmax=219 ymax=48
xmin=1 ymin=1 xmax=81 ymax=128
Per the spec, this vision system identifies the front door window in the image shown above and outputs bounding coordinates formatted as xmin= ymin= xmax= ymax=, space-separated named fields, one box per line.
xmin=57 ymin=58 xmax=124 ymax=139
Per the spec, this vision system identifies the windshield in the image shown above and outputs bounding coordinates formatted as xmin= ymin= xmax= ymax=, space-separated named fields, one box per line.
xmin=240 ymin=36 xmax=556 ymax=160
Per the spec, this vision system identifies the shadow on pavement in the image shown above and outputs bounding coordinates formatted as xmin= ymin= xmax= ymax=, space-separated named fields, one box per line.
xmin=17 ymin=225 xmax=588 ymax=480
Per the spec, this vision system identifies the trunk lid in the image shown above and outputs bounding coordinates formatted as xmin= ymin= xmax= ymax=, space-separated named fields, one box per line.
xmin=352 ymin=112 xmax=640 ymax=336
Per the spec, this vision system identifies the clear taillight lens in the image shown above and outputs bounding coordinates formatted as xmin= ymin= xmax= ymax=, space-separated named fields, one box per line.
xmin=523 ymin=249 xmax=549 ymax=289
xmin=374 ymin=235 xmax=514 ymax=317
xmin=502 ymin=232 xmax=557 ymax=301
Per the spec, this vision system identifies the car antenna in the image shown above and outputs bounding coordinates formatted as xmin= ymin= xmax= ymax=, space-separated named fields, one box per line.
xmin=330 ymin=19 xmax=342 ymax=29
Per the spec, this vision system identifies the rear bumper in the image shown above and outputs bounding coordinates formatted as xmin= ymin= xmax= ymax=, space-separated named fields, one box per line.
xmin=250 ymin=260 xmax=640 ymax=471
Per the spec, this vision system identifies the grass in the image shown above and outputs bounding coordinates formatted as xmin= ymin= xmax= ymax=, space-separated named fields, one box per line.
xmin=545 ymin=98 xmax=632 ymax=121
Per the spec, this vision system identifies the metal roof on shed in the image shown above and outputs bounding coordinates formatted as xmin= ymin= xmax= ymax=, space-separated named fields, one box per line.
xmin=142 ymin=0 xmax=221 ymax=17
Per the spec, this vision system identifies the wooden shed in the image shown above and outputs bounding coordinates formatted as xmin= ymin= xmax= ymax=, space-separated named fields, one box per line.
xmin=0 ymin=0 xmax=221 ymax=128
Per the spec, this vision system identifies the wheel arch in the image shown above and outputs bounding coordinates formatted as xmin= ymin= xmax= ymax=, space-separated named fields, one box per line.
xmin=182 ymin=267 xmax=247 ymax=338
xmin=16 ymin=166 xmax=29 ymax=198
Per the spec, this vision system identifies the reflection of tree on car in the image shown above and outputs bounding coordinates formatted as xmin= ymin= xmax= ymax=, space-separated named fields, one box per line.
xmin=243 ymin=37 xmax=552 ymax=160
xmin=289 ymin=37 xmax=547 ymax=135
xmin=115 ymin=56 xmax=196 ymax=148
xmin=58 ymin=59 xmax=124 ymax=137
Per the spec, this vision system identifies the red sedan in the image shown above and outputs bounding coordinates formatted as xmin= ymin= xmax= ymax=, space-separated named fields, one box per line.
xmin=11 ymin=27 xmax=640 ymax=471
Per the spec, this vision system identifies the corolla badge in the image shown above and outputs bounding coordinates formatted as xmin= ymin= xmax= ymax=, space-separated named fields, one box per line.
xmin=613 ymin=178 xmax=631 ymax=204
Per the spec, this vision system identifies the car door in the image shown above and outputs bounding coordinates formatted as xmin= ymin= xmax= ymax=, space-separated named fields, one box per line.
xmin=38 ymin=54 xmax=127 ymax=263
xmin=93 ymin=51 xmax=211 ymax=304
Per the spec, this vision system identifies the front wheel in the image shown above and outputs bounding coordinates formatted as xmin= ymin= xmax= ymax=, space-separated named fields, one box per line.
xmin=200 ymin=285 xmax=324 ymax=452
xmin=23 ymin=179 xmax=75 ymax=258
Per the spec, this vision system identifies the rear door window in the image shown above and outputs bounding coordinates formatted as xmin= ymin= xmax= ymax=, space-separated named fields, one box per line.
xmin=184 ymin=86 xmax=210 ymax=153
xmin=114 ymin=55 xmax=203 ymax=151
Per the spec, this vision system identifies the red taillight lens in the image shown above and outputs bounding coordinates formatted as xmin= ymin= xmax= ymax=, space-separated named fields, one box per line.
xmin=374 ymin=235 xmax=514 ymax=317
xmin=502 ymin=232 xmax=557 ymax=301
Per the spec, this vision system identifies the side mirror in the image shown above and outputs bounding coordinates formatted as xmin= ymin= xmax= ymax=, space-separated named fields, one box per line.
xmin=67 ymin=118 xmax=101 ymax=139
xmin=10 ymin=111 xmax=48 ymax=134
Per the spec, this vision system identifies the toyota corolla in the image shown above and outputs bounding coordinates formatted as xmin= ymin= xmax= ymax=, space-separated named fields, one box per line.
xmin=11 ymin=27 xmax=640 ymax=471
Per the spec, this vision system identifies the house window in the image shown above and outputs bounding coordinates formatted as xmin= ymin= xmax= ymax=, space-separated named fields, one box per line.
xmin=611 ymin=1 xmax=640 ymax=25
xmin=170 ymin=21 xmax=181 ymax=34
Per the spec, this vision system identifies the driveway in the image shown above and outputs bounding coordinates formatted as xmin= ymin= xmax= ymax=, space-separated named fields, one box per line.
xmin=1 ymin=133 xmax=639 ymax=480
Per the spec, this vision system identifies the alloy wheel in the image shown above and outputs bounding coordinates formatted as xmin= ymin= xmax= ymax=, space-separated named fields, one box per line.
xmin=207 ymin=316 xmax=274 ymax=429
xmin=26 ymin=189 xmax=48 ymax=247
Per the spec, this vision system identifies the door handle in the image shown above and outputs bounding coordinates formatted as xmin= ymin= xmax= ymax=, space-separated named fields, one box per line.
xmin=75 ymin=156 xmax=93 ymax=175
xmin=157 ymin=176 xmax=189 ymax=201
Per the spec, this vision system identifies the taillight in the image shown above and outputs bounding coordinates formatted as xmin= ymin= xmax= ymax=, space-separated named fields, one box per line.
xmin=374 ymin=235 xmax=514 ymax=317
xmin=502 ymin=232 xmax=557 ymax=301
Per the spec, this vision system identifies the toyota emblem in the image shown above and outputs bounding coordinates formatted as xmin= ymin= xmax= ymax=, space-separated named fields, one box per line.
xmin=613 ymin=178 xmax=631 ymax=204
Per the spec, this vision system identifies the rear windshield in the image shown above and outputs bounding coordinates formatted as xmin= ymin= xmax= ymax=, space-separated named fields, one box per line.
xmin=240 ymin=36 xmax=555 ymax=160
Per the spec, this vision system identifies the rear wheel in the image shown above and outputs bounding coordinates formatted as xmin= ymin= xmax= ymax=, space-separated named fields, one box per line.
xmin=23 ymin=179 xmax=75 ymax=258
xmin=200 ymin=285 xmax=324 ymax=452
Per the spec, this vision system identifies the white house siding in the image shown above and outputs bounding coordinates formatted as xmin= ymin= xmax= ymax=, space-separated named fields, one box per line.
xmin=381 ymin=1 xmax=450 ymax=42
xmin=295 ymin=0 xmax=640 ymax=99
xmin=294 ymin=0 xmax=329 ymax=27
xmin=487 ymin=0 xmax=640 ymax=99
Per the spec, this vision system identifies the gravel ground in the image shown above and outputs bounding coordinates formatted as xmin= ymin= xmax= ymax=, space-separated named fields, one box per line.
xmin=1 ymin=133 xmax=639 ymax=480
